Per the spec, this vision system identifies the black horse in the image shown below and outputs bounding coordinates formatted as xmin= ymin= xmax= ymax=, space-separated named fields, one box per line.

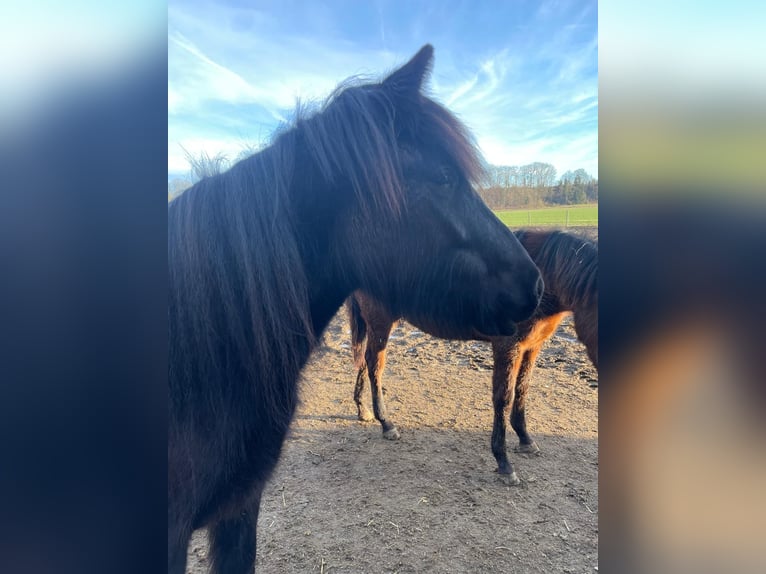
xmin=349 ymin=229 xmax=597 ymax=483
xmin=168 ymin=45 xmax=543 ymax=574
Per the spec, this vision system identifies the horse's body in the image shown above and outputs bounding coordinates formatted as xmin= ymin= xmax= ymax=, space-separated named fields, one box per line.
xmin=168 ymin=45 xmax=542 ymax=573
xmin=349 ymin=229 xmax=597 ymax=483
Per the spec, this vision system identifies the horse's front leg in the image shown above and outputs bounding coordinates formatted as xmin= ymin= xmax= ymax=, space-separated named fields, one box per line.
xmin=168 ymin=514 xmax=192 ymax=574
xmin=365 ymin=322 xmax=399 ymax=439
xmin=491 ymin=338 xmax=522 ymax=484
xmin=511 ymin=346 xmax=542 ymax=455
xmin=208 ymin=491 xmax=262 ymax=574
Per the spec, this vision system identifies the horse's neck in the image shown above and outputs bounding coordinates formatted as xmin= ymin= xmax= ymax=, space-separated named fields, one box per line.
xmin=546 ymin=277 xmax=575 ymax=311
xmin=535 ymin=290 xmax=566 ymax=318
xmin=288 ymin=170 xmax=368 ymax=339
xmin=297 ymin=228 xmax=355 ymax=340
xmin=308 ymin=285 xmax=349 ymax=337
xmin=544 ymin=255 xmax=594 ymax=312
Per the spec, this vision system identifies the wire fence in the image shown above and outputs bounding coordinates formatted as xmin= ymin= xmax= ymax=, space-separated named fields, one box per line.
xmin=495 ymin=206 xmax=598 ymax=228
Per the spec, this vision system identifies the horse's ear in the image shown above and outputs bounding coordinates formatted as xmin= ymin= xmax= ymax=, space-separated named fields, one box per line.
xmin=382 ymin=44 xmax=434 ymax=96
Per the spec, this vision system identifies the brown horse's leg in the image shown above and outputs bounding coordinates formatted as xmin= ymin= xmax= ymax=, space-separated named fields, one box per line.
xmin=354 ymin=367 xmax=374 ymax=421
xmin=491 ymin=338 xmax=522 ymax=484
xmin=365 ymin=321 xmax=399 ymax=440
xmin=348 ymin=295 xmax=375 ymax=421
xmin=208 ymin=492 xmax=262 ymax=574
xmin=511 ymin=346 xmax=542 ymax=455
xmin=509 ymin=313 xmax=566 ymax=454
xmin=574 ymin=308 xmax=599 ymax=370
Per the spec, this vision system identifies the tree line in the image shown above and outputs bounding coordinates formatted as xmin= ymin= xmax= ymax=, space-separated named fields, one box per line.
xmin=480 ymin=162 xmax=597 ymax=210
xmin=169 ymin=157 xmax=597 ymax=209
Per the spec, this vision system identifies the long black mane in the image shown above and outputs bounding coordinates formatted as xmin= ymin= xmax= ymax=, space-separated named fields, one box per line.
xmin=168 ymin=55 xmax=484 ymax=421
xmin=515 ymin=230 xmax=598 ymax=311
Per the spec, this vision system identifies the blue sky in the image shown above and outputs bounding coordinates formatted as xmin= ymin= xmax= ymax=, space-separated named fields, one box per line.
xmin=168 ymin=0 xmax=598 ymax=180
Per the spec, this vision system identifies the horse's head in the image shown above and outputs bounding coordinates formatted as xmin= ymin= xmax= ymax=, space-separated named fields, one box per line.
xmin=317 ymin=45 xmax=542 ymax=339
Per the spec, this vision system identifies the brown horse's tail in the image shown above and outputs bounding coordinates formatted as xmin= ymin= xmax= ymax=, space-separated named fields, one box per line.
xmin=346 ymin=294 xmax=367 ymax=371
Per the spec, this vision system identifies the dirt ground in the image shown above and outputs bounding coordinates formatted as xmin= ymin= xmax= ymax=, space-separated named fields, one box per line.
xmin=186 ymin=311 xmax=598 ymax=572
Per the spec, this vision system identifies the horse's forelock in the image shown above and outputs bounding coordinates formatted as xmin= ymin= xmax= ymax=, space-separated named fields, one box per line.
xmin=291 ymin=74 xmax=485 ymax=219
xmin=418 ymin=98 xmax=486 ymax=186
xmin=296 ymin=82 xmax=404 ymax=217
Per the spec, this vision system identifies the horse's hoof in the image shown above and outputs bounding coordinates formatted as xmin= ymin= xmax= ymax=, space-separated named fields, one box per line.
xmin=383 ymin=427 xmax=401 ymax=440
xmin=498 ymin=471 xmax=520 ymax=486
xmin=357 ymin=409 xmax=375 ymax=422
xmin=496 ymin=462 xmax=520 ymax=485
xmin=514 ymin=442 xmax=541 ymax=456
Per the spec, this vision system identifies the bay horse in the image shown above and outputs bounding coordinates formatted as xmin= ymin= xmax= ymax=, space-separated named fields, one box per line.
xmin=168 ymin=45 xmax=543 ymax=574
xmin=348 ymin=229 xmax=597 ymax=484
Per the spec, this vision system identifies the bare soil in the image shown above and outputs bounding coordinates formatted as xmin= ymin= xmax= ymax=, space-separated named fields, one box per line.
xmin=186 ymin=312 xmax=598 ymax=573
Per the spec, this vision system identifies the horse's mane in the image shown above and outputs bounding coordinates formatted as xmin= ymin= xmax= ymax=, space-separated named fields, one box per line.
xmin=296 ymin=76 xmax=486 ymax=214
xmin=516 ymin=229 xmax=598 ymax=310
xmin=168 ymin=63 xmax=484 ymax=420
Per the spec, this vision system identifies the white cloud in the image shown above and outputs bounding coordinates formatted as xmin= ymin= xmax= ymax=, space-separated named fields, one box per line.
xmin=168 ymin=8 xmax=401 ymax=117
xmin=168 ymin=3 xmax=598 ymax=178
xmin=169 ymin=32 xmax=288 ymax=114
xmin=445 ymin=75 xmax=479 ymax=107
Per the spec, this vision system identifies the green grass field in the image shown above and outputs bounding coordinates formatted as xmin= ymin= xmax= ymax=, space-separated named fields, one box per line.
xmin=494 ymin=204 xmax=598 ymax=228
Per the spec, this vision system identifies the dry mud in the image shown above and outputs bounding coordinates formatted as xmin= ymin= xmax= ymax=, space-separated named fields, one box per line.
xmin=187 ymin=298 xmax=598 ymax=573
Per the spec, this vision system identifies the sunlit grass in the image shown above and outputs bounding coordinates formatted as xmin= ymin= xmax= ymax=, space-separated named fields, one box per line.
xmin=494 ymin=204 xmax=598 ymax=228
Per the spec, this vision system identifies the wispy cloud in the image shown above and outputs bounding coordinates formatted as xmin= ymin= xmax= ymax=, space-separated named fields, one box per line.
xmin=444 ymin=50 xmax=508 ymax=108
xmin=169 ymin=31 xmax=290 ymax=120
xmin=445 ymin=76 xmax=479 ymax=107
xmin=169 ymin=0 xmax=598 ymax=178
xmin=434 ymin=34 xmax=597 ymax=176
